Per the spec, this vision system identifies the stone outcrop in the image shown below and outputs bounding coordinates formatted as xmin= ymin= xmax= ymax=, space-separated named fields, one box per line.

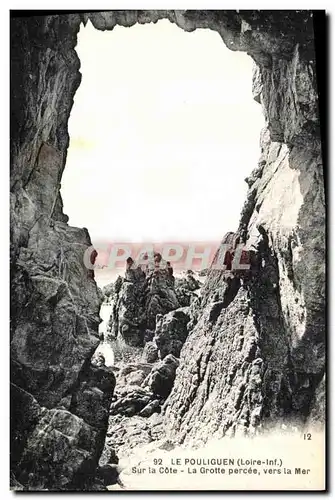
xmin=145 ymin=354 xmax=180 ymax=398
xmin=11 ymin=10 xmax=325 ymax=489
xmin=102 ymin=413 xmax=164 ymax=462
xmin=141 ymin=341 xmax=159 ymax=363
xmin=106 ymin=261 xmax=181 ymax=347
xmin=162 ymin=28 xmax=325 ymax=443
xmin=100 ymin=364 xmax=167 ymax=466
xmin=109 ymin=386 xmax=155 ymax=417
xmin=11 ymin=383 xmax=107 ymax=490
xmin=116 ymin=362 xmax=153 ymax=387
xmin=174 ymin=270 xmax=202 ymax=307
xmin=154 ymin=308 xmax=190 ymax=359
xmin=104 ymin=267 xmax=200 ymax=361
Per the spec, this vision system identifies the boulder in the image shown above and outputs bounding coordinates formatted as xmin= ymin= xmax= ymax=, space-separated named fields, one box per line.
xmin=175 ymin=270 xmax=202 ymax=292
xmin=70 ymin=364 xmax=116 ymax=430
xmin=109 ymin=387 xmax=154 ymax=417
xmin=106 ymin=265 xmax=181 ymax=347
xmin=139 ymin=399 xmax=161 ymax=417
xmin=141 ymin=341 xmax=159 ymax=363
xmin=96 ymin=464 xmax=122 ymax=488
xmin=117 ymin=362 xmax=153 ymax=387
xmin=11 ymin=384 xmax=102 ymax=491
xmin=154 ymin=308 xmax=190 ymax=359
xmin=117 ymin=281 xmax=146 ymax=347
xmin=145 ymin=355 xmax=179 ymax=398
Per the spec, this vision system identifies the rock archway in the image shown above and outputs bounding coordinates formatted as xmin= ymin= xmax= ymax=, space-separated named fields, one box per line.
xmin=10 ymin=11 xmax=325 ymax=490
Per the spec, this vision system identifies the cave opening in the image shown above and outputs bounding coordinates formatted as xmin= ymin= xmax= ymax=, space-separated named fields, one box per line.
xmin=61 ymin=19 xmax=265 ymax=293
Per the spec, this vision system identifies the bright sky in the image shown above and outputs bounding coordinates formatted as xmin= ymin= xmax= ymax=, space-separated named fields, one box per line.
xmin=62 ymin=19 xmax=264 ymax=282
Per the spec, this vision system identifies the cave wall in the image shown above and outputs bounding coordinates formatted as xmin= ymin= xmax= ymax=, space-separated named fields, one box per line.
xmin=163 ymin=127 xmax=325 ymax=446
xmin=10 ymin=10 xmax=325 ymax=487
xmin=10 ymin=14 xmax=115 ymax=490
xmin=162 ymin=12 xmax=325 ymax=443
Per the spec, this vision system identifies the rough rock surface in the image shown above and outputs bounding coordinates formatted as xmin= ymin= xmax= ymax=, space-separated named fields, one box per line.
xmin=145 ymin=354 xmax=180 ymax=398
xmin=11 ymin=384 xmax=105 ymax=490
xmin=69 ymin=364 xmax=116 ymax=430
xmin=100 ymin=382 xmax=165 ymax=466
xmin=102 ymin=414 xmax=164 ymax=462
xmin=154 ymin=308 xmax=190 ymax=359
xmin=116 ymin=362 xmax=153 ymax=387
xmin=174 ymin=270 xmax=202 ymax=307
xmin=163 ymin=122 xmax=325 ymax=445
xmin=106 ymin=266 xmax=180 ymax=347
xmin=109 ymin=386 xmax=155 ymax=417
xmin=11 ymin=10 xmax=325 ymax=489
xmin=163 ymin=35 xmax=325 ymax=443
xmin=141 ymin=341 xmax=159 ymax=363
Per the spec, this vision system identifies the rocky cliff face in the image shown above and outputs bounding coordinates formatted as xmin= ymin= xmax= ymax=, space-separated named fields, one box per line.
xmin=10 ymin=14 xmax=116 ymax=490
xmin=10 ymin=11 xmax=325 ymax=490
xmin=163 ymin=132 xmax=325 ymax=445
xmin=104 ymin=261 xmax=182 ymax=347
xmin=104 ymin=264 xmax=200 ymax=348
xmin=162 ymin=14 xmax=325 ymax=443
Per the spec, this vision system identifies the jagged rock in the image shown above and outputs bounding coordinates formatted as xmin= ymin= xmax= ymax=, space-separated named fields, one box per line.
xmin=139 ymin=399 xmax=161 ymax=417
xmin=145 ymin=355 xmax=179 ymax=398
xmin=103 ymin=413 xmax=165 ymax=461
xmin=117 ymin=362 xmax=153 ymax=387
xmin=117 ymin=280 xmax=146 ymax=347
xmin=198 ymin=268 xmax=209 ymax=277
xmin=10 ymin=474 xmax=24 ymax=491
xmin=11 ymin=384 xmax=46 ymax=474
xmin=91 ymin=352 xmax=106 ymax=367
xmin=20 ymin=410 xmax=99 ymax=491
xmin=154 ymin=308 xmax=190 ymax=359
xmin=11 ymin=384 xmax=102 ymax=491
xmin=70 ymin=363 xmax=116 ymax=430
xmin=104 ymin=277 xmax=124 ymax=341
xmin=145 ymin=269 xmax=180 ymax=330
xmin=105 ymin=416 xmax=153 ymax=456
xmin=175 ymin=270 xmax=202 ymax=292
xmin=110 ymin=336 xmax=144 ymax=364
xmin=174 ymin=270 xmax=202 ymax=307
xmin=144 ymin=329 xmax=155 ymax=342
xmin=252 ymin=62 xmax=263 ymax=104
xmin=106 ymin=265 xmax=180 ymax=347
xmin=163 ymin=130 xmax=325 ymax=443
xmin=109 ymin=387 xmax=154 ymax=417
xmin=174 ymin=287 xmax=197 ymax=307
xmin=96 ymin=464 xmax=122 ymax=488
xmin=307 ymin=375 xmax=325 ymax=427
xmin=141 ymin=341 xmax=159 ymax=363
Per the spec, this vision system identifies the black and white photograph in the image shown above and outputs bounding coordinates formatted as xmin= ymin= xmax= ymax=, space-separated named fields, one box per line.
xmin=9 ymin=9 xmax=327 ymax=492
